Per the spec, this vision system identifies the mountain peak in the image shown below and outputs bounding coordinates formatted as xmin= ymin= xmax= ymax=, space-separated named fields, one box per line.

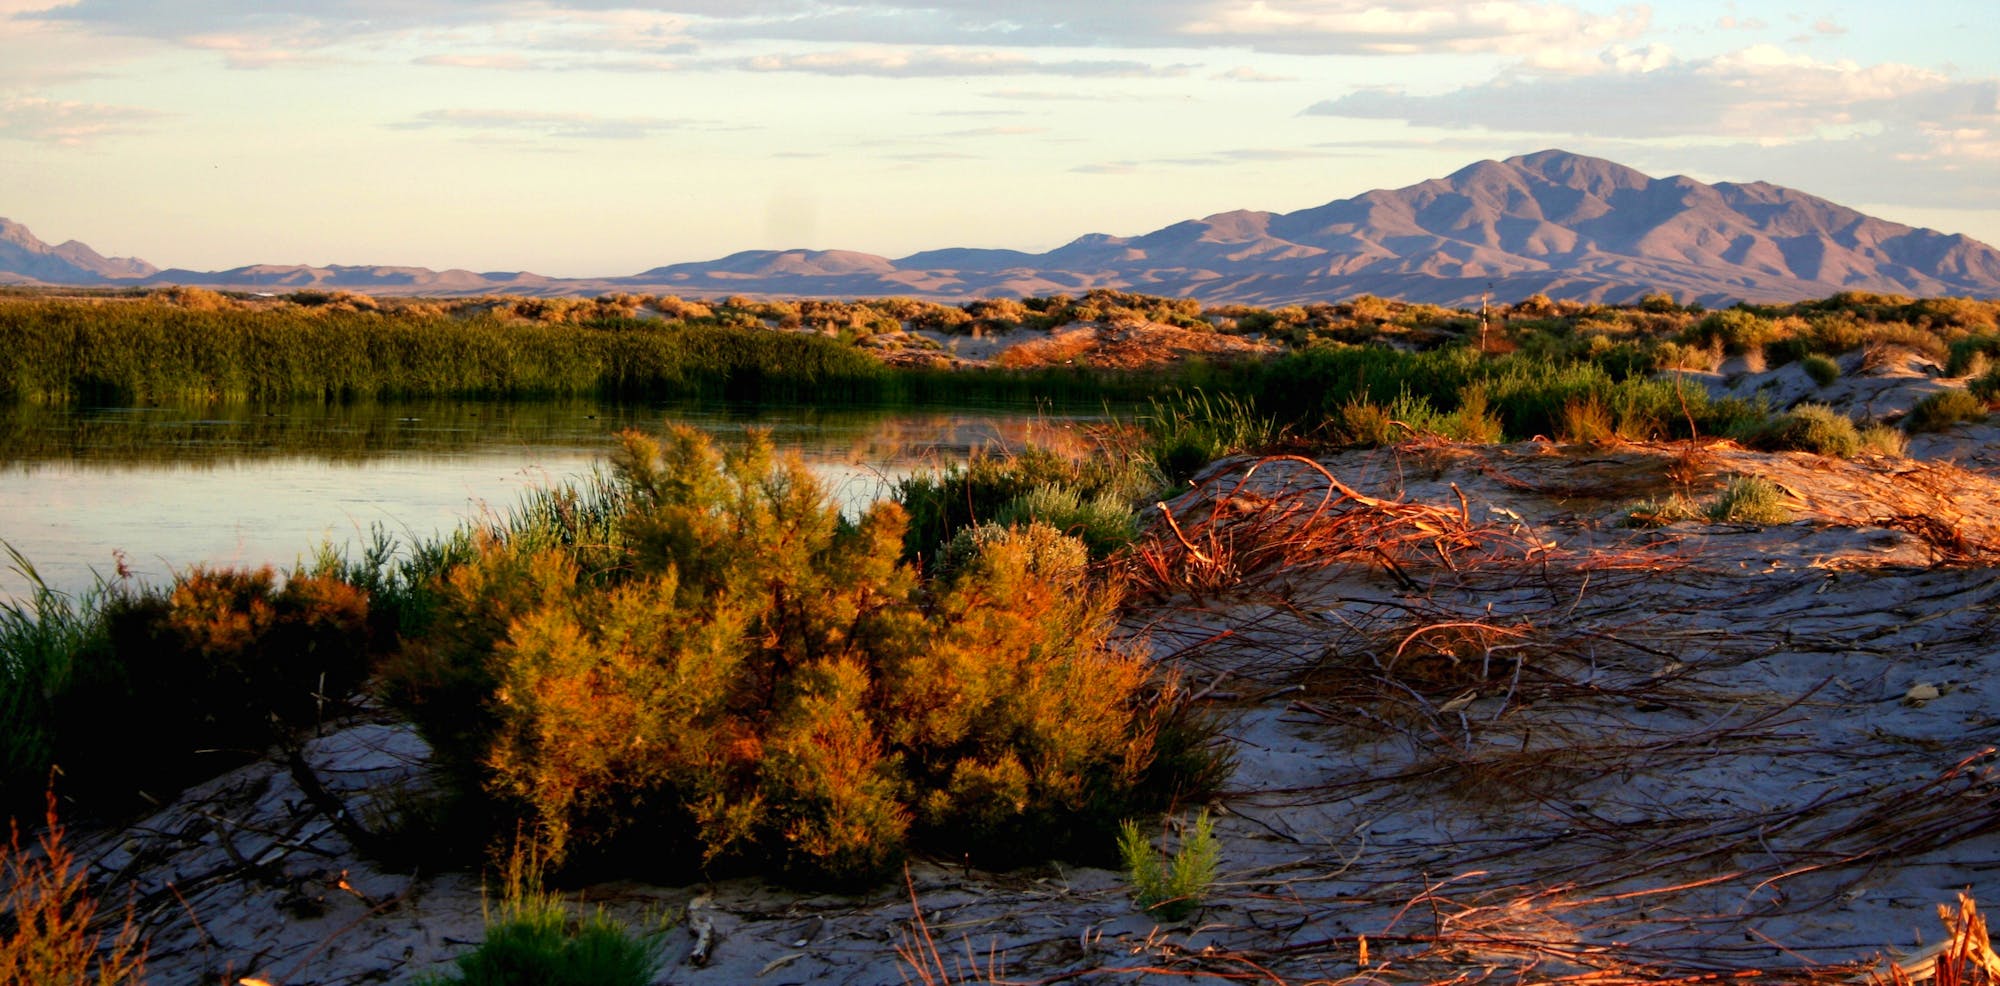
xmin=1499 ymin=149 xmax=1654 ymax=194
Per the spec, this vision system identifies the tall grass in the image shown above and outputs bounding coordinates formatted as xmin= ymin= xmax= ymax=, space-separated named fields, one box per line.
xmin=0 ymin=544 xmax=116 ymax=820
xmin=0 ymin=297 xmax=1259 ymax=409
xmin=0 ymin=300 xmax=893 ymax=405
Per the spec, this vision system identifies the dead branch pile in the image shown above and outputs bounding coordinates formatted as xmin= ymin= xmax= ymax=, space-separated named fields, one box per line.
xmin=1133 ymin=456 xmax=1549 ymax=599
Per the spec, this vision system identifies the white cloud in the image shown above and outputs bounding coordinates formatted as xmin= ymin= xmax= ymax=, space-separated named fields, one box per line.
xmin=1305 ymin=46 xmax=1997 ymax=142
xmin=737 ymin=48 xmax=1189 ymax=78
xmin=0 ymin=94 xmax=161 ymax=144
xmin=20 ymin=0 xmax=1649 ymax=62
xmin=1215 ymin=66 xmax=1295 ymax=82
xmin=391 ymin=108 xmax=697 ymax=140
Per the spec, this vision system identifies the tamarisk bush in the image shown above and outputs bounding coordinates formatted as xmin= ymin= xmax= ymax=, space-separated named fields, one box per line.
xmin=386 ymin=426 xmax=1221 ymax=885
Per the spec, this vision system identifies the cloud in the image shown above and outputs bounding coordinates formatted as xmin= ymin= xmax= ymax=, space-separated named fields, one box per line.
xmin=1304 ymin=46 xmax=1997 ymax=141
xmin=20 ymin=0 xmax=697 ymax=66
xmin=0 ymin=94 xmax=161 ymax=144
xmin=690 ymin=0 xmax=1648 ymax=57
xmin=1072 ymin=146 xmax=1331 ymax=173
xmin=1215 ymin=66 xmax=1295 ymax=82
xmin=937 ymin=125 xmax=1048 ymax=137
xmin=737 ymin=48 xmax=1189 ymax=78
xmin=20 ymin=0 xmax=1649 ymax=62
xmin=391 ymin=108 xmax=696 ymax=140
xmin=413 ymin=53 xmax=683 ymax=72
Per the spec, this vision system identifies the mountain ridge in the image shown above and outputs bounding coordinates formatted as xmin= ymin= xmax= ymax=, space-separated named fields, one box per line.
xmin=7 ymin=150 xmax=1999 ymax=306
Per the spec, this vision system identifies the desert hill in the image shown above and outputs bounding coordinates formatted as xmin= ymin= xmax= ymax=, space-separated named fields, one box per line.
xmin=7 ymin=150 xmax=2000 ymax=305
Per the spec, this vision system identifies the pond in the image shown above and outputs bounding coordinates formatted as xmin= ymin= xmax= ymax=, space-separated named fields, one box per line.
xmin=0 ymin=398 xmax=1125 ymax=603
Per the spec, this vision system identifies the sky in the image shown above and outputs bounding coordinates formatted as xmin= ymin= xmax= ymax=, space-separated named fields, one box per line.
xmin=2 ymin=0 xmax=1996 ymax=278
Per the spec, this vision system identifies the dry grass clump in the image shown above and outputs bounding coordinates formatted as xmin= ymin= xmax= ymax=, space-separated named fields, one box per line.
xmin=1868 ymin=894 xmax=2000 ymax=986
xmin=0 ymin=794 xmax=148 ymax=985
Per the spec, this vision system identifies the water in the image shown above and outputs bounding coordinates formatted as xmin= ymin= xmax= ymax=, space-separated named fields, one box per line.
xmin=0 ymin=399 xmax=1122 ymax=603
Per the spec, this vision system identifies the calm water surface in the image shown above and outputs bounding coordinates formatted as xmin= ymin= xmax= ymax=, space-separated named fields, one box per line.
xmin=1 ymin=399 xmax=1120 ymax=603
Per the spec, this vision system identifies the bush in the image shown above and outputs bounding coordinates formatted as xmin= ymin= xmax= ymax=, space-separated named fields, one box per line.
xmin=1801 ymin=353 xmax=1841 ymax=386
xmin=1904 ymin=389 xmax=1990 ymax=434
xmin=1708 ymin=476 xmax=1792 ymax=525
xmin=388 ymin=428 xmax=1220 ymax=885
xmin=4 ymin=558 xmax=374 ymax=813
xmin=1119 ymin=809 xmax=1220 ymax=921
xmin=1746 ymin=403 xmax=1860 ymax=458
xmin=55 ymin=567 xmax=372 ymax=804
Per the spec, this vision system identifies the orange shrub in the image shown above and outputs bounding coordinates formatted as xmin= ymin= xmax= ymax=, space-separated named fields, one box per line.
xmin=392 ymin=427 xmax=1218 ymax=885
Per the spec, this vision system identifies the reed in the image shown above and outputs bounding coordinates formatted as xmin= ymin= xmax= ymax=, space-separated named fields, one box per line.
xmin=0 ymin=299 xmax=894 ymax=405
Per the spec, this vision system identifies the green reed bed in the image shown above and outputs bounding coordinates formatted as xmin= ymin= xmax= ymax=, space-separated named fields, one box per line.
xmin=0 ymin=300 xmax=896 ymax=405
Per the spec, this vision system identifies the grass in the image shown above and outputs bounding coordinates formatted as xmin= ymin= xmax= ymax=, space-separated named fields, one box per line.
xmin=417 ymin=848 xmax=664 ymax=986
xmin=0 ymin=544 xmax=116 ymax=821
xmin=1118 ymin=809 xmax=1220 ymax=922
xmin=1138 ymin=388 xmax=1276 ymax=485
xmin=0 ymin=298 xmax=894 ymax=405
xmin=1708 ymin=475 xmax=1793 ymax=525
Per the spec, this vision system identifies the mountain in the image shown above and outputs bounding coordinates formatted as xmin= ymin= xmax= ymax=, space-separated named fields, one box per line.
xmin=7 ymin=151 xmax=2000 ymax=305
xmin=0 ymin=218 xmax=158 ymax=284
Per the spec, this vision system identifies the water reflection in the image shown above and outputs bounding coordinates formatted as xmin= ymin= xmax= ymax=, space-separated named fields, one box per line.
xmin=2 ymin=399 xmax=1125 ymax=602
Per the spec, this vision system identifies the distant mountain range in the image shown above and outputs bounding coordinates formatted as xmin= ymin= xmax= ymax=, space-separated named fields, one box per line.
xmin=9 ymin=150 xmax=2000 ymax=306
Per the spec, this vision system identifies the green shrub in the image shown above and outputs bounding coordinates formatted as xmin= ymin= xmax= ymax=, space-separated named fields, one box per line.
xmin=1746 ymin=403 xmax=1860 ymax=458
xmin=1858 ymin=423 xmax=1909 ymax=457
xmin=1118 ymin=809 xmax=1220 ymax=922
xmin=1801 ymin=353 xmax=1841 ymax=386
xmin=1708 ymin=476 xmax=1793 ymax=525
xmin=894 ymin=447 xmax=1154 ymax=570
xmin=388 ymin=428 xmax=1219 ymax=884
xmin=992 ymin=485 xmax=1139 ymax=561
xmin=1968 ymin=367 xmax=2000 ymax=403
xmin=1904 ymin=389 xmax=1990 ymax=434
xmin=1691 ymin=309 xmax=1775 ymax=353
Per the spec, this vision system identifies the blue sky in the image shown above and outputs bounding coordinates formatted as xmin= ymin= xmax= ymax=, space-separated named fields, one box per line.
xmin=2 ymin=1 xmax=1995 ymax=278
